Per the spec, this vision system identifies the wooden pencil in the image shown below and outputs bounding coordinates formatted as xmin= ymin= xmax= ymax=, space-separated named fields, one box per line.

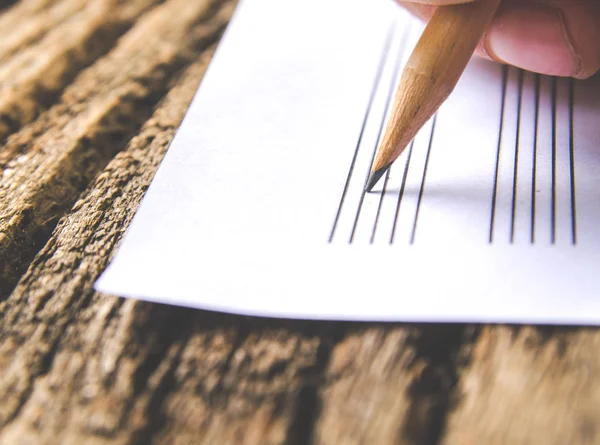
xmin=366 ymin=0 xmax=501 ymax=192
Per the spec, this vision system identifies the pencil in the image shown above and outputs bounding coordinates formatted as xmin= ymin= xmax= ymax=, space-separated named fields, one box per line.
xmin=366 ymin=0 xmax=501 ymax=192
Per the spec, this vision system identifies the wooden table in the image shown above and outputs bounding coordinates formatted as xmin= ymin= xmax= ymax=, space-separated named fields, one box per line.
xmin=1 ymin=1 xmax=598 ymax=443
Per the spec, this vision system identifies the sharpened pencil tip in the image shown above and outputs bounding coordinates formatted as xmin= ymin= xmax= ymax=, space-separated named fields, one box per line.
xmin=365 ymin=166 xmax=389 ymax=192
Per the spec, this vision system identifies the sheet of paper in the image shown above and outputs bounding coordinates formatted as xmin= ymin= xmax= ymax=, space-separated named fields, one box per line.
xmin=95 ymin=0 xmax=600 ymax=324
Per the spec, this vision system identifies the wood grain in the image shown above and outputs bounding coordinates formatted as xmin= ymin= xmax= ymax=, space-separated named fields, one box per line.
xmin=0 ymin=46 xmax=227 ymax=444
xmin=315 ymin=328 xmax=420 ymax=445
xmin=153 ymin=323 xmax=334 ymax=445
xmin=0 ymin=0 xmax=160 ymax=141
xmin=0 ymin=0 xmax=232 ymax=298
xmin=0 ymin=0 xmax=81 ymax=61
xmin=443 ymin=326 xmax=600 ymax=444
xmin=314 ymin=325 xmax=472 ymax=445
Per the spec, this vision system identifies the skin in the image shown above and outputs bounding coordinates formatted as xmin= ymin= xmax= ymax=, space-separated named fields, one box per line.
xmin=398 ymin=0 xmax=600 ymax=79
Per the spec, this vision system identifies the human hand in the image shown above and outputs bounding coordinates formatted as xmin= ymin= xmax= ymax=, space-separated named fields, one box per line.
xmin=397 ymin=0 xmax=600 ymax=79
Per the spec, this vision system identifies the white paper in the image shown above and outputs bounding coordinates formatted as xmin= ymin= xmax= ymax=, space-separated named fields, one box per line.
xmin=95 ymin=0 xmax=600 ymax=324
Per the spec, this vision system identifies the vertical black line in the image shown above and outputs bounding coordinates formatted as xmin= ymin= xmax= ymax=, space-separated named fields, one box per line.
xmin=370 ymin=168 xmax=391 ymax=244
xmin=390 ymin=140 xmax=415 ymax=244
xmin=328 ymin=25 xmax=394 ymax=243
xmin=569 ymin=78 xmax=577 ymax=245
xmin=531 ymin=74 xmax=541 ymax=244
xmin=510 ymin=70 xmax=525 ymax=243
xmin=551 ymin=77 xmax=557 ymax=244
xmin=349 ymin=26 xmax=411 ymax=244
xmin=410 ymin=115 xmax=437 ymax=245
xmin=489 ymin=66 xmax=509 ymax=244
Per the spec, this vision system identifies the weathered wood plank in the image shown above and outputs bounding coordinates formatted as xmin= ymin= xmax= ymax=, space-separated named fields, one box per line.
xmin=153 ymin=321 xmax=334 ymax=445
xmin=442 ymin=326 xmax=600 ymax=445
xmin=0 ymin=49 xmax=218 ymax=443
xmin=314 ymin=328 xmax=418 ymax=445
xmin=313 ymin=325 xmax=470 ymax=445
xmin=0 ymin=0 xmax=232 ymax=299
xmin=0 ymin=0 xmax=84 ymax=62
xmin=0 ymin=0 xmax=161 ymax=141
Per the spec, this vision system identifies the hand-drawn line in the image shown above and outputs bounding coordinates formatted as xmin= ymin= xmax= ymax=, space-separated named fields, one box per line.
xmin=551 ymin=77 xmax=557 ymax=244
xmin=569 ymin=78 xmax=577 ymax=245
xmin=410 ymin=115 xmax=438 ymax=244
xmin=328 ymin=23 xmax=395 ymax=243
xmin=510 ymin=69 xmax=525 ymax=243
xmin=370 ymin=167 xmax=391 ymax=244
xmin=531 ymin=74 xmax=541 ymax=244
xmin=488 ymin=65 xmax=509 ymax=244
xmin=350 ymin=25 xmax=411 ymax=244
xmin=390 ymin=140 xmax=415 ymax=244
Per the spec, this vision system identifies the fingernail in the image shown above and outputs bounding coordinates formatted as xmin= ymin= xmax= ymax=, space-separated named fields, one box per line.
xmin=485 ymin=2 xmax=581 ymax=77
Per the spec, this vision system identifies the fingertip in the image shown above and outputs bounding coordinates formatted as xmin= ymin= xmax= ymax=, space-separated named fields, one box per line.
xmin=399 ymin=0 xmax=600 ymax=79
xmin=484 ymin=3 xmax=579 ymax=77
xmin=398 ymin=0 xmax=476 ymax=4
xmin=556 ymin=1 xmax=600 ymax=79
xmin=482 ymin=0 xmax=600 ymax=79
xmin=395 ymin=2 xmax=435 ymax=21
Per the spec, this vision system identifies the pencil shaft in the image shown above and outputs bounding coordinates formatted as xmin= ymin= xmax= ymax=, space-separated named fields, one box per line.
xmin=369 ymin=0 xmax=501 ymax=183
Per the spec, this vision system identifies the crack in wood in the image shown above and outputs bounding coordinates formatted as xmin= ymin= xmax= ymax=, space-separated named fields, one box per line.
xmin=401 ymin=325 xmax=479 ymax=445
xmin=284 ymin=326 xmax=343 ymax=445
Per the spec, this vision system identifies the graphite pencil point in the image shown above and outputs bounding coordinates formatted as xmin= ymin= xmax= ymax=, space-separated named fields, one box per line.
xmin=365 ymin=166 xmax=389 ymax=192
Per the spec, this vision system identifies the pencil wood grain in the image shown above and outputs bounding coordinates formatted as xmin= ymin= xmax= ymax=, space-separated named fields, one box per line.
xmin=368 ymin=0 xmax=500 ymax=190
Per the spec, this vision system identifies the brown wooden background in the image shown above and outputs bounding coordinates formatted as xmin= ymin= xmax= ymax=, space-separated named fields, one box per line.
xmin=1 ymin=0 xmax=599 ymax=443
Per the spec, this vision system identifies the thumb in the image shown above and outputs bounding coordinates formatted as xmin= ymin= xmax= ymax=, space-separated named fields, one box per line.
xmin=401 ymin=0 xmax=477 ymax=4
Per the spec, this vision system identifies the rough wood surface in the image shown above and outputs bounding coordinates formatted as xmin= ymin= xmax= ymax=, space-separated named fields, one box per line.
xmin=314 ymin=325 xmax=470 ymax=445
xmin=0 ymin=1 xmax=598 ymax=444
xmin=0 ymin=0 xmax=160 ymax=141
xmin=442 ymin=326 xmax=600 ymax=445
xmin=0 ymin=0 xmax=232 ymax=298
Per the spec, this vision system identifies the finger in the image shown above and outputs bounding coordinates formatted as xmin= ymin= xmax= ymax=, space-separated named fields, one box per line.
xmin=485 ymin=0 xmax=600 ymax=79
xmin=558 ymin=0 xmax=600 ymax=79
xmin=397 ymin=2 xmax=434 ymax=19
xmin=397 ymin=0 xmax=600 ymax=79
xmin=396 ymin=1 xmax=508 ymax=64
xmin=399 ymin=0 xmax=476 ymax=4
